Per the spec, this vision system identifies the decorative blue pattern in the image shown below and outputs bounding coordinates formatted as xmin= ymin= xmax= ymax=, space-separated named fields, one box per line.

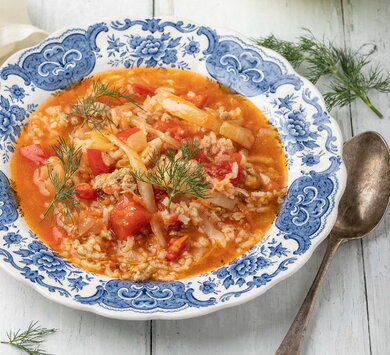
xmin=76 ymin=280 xmax=216 ymax=310
xmin=0 ymin=23 xmax=108 ymax=90
xmin=0 ymin=17 xmax=345 ymax=319
xmin=276 ymin=157 xmax=340 ymax=254
xmin=0 ymin=171 xmax=18 ymax=231
xmin=206 ymin=39 xmax=303 ymax=97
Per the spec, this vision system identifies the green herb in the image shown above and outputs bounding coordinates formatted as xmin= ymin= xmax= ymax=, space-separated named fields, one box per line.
xmin=254 ymin=30 xmax=390 ymax=118
xmin=43 ymin=137 xmax=82 ymax=223
xmin=1 ymin=321 xmax=57 ymax=355
xmin=131 ymin=140 xmax=211 ymax=210
xmin=69 ymin=80 xmax=141 ymax=130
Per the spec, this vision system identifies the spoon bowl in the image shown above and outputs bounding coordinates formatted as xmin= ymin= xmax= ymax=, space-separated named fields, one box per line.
xmin=333 ymin=131 xmax=390 ymax=240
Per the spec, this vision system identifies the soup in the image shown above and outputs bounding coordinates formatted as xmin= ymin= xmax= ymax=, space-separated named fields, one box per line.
xmin=11 ymin=67 xmax=287 ymax=281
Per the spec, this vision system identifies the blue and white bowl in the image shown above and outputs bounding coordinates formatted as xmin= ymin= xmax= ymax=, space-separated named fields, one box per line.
xmin=0 ymin=17 xmax=346 ymax=320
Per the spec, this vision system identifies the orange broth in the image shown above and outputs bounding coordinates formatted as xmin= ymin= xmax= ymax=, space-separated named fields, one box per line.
xmin=11 ymin=67 xmax=287 ymax=280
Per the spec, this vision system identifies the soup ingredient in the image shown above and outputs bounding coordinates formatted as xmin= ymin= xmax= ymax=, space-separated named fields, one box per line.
xmin=131 ymin=140 xmax=211 ymax=210
xmin=106 ymin=133 xmax=157 ymax=212
xmin=207 ymin=152 xmax=244 ymax=186
xmin=129 ymin=116 xmax=180 ymax=147
xmin=219 ymin=121 xmax=255 ymax=149
xmin=166 ymin=235 xmax=188 ymax=261
xmin=1 ymin=320 xmax=57 ymax=355
xmin=86 ymin=149 xmax=112 ymax=176
xmin=116 ymin=128 xmax=147 ymax=152
xmin=255 ymin=30 xmax=390 ymax=118
xmin=74 ymin=183 xmax=97 ymax=200
xmin=108 ymin=192 xmax=153 ymax=240
xmin=50 ymin=225 xmax=67 ymax=246
xmin=20 ymin=144 xmax=47 ymax=164
xmin=43 ymin=138 xmax=82 ymax=223
xmin=131 ymin=84 xmax=155 ymax=100
xmin=179 ymin=93 xmax=208 ymax=108
xmin=69 ymin=80 xmax=140 ymax=130
xmin=154 ymin=91 xmax=222 ymax=133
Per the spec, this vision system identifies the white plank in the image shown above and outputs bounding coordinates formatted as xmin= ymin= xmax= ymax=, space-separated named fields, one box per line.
xmin=154 ymin=1 xmax=370 ymax=354
xmin=342 ymin=0 xmax=390 ymax=354
xmin=0 ymin=271 xmax=149 ymax=355
xmin=27 ymin=0 xmax=153 ymax=33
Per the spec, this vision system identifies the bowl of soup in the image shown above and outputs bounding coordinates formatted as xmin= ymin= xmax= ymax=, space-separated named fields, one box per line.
xmin=0 ymin=17 xmax=346 ymax=319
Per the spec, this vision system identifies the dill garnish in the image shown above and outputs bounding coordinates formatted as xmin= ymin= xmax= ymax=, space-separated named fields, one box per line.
xmin=69 ymin=80 xmax=141 ymax=130
xmin=131 ymin=140 xmax=211 ymax=210
xmin=43 ymin=137 xmax=82 ymax=224
xmin=1 ymin=321 xmax=57 ymax=355
xmin=254 ymin=30 xmax=390 ymax=118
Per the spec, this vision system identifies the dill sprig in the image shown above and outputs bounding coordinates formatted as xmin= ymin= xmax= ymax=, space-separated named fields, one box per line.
xmin=69 ymin=80 xmax=140 ymax=130
xmin=43 ymin=137 xmax=82 ymax=224
xmin=254 ymin=30 xmax=390 ymax=118
xmin=131 ymin=140 xmax=211 ymax=210
xmin=1 ymin=321 xmax=57 ymax=355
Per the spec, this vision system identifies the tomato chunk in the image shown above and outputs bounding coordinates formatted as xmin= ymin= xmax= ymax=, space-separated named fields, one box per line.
xmin=194 ymin=149 xmax=210 ymax=163
xmin=116 ymin=127 xmax=141 ymax=142
xmin=75 ymin=183 xmax=97 ymax=200
xmin=49 ymin=226 xmax=67 ymax=247
xmin=131 ymin=84 xmax=155 ymax=101
xmin=20 ymin=144 xmax=47 ymax=164
xmin=179 ymin=93 xmax=208 ymax=108
xmin=87 ymin=149 xmax=112 ymax=176
xmin=206 ymin=153 xmax=243 ymax=186
xmin=108 ymin=193 xmax=153 ymax=240
xmin=166 ymin=235 xmax=188 ymax=261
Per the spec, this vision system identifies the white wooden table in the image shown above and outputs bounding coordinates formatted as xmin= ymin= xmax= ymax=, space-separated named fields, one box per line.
xmin=1 ymin=0 xmax=389 ymax=354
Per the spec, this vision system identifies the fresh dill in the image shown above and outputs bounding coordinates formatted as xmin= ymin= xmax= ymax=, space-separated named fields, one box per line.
xmin=69 ymin=80 xmax=141 ymax=130
xmin=131 ymin=140 xmax=211 ymax=210
xmin=43 ymin=137 xmax=82 ymax=224
xmin=254 ymin=30 xmax=390 ymax=118
xmin=1 ymin=321 xmax=57 ymax=355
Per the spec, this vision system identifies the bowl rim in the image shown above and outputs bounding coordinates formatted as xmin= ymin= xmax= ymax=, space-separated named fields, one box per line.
xmin=0 ymin=15 xmax=347 ymax=320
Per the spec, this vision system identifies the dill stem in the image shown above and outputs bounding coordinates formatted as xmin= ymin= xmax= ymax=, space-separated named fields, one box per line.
xmin=359 ymin=93 xmax=383 ymax=118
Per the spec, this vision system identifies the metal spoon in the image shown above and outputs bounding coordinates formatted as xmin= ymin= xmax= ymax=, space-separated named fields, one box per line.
xmin=276 ymin=131 xmax=390 ymax=355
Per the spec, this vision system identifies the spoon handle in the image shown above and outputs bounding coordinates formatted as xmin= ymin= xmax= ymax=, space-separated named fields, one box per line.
xmin=275 ymin=235 xmax=343 ymax=355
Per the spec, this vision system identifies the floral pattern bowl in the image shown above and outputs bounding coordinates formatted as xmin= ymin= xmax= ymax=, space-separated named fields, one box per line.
xmin=0 ymin=17 xmax=346 ymax=320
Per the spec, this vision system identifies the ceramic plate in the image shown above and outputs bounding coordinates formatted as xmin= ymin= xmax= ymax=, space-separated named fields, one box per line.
xmin=0 ymin=17 xmax=346 ymax=320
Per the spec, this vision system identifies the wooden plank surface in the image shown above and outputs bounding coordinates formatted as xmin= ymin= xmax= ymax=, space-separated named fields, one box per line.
xmin=0 ymin=0 xmax=388 ymax=354
xmin=342 ymin=1 xmax=390 ymax=354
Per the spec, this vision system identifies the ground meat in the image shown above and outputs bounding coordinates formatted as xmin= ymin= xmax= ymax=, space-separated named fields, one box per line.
xmin=92 ymin=168 xmax=137 ymax=193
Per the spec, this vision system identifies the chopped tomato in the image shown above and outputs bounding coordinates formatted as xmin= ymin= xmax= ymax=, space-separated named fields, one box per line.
xmin=75 ymin=183 xmax=97 ymax=200
xmin=194 ymin=149 xmax=210 ymax=163
xmin=131 ymin=84 xmax=154 ymax=101
xmin=87 ymin=149 xmax=112 ymax=176
xmin=108 ymin=193 xmax=153 ymax=240
xmin=49 ymin=226 xmax=67 ymax=247
xmin=20 ymin=144 xmax=47 ymax=164
xmin=206 ymin=153 xmax=243 ymax=186
xmin=166 ymin=235 xmax=188 ymax=261
xmin=116 ymin=127 xmax=141 ymax=142
xmin=153 ymin=118 xmax=191 ymax=141
xmin=179 ymin=93 xmax=208 ymax=108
